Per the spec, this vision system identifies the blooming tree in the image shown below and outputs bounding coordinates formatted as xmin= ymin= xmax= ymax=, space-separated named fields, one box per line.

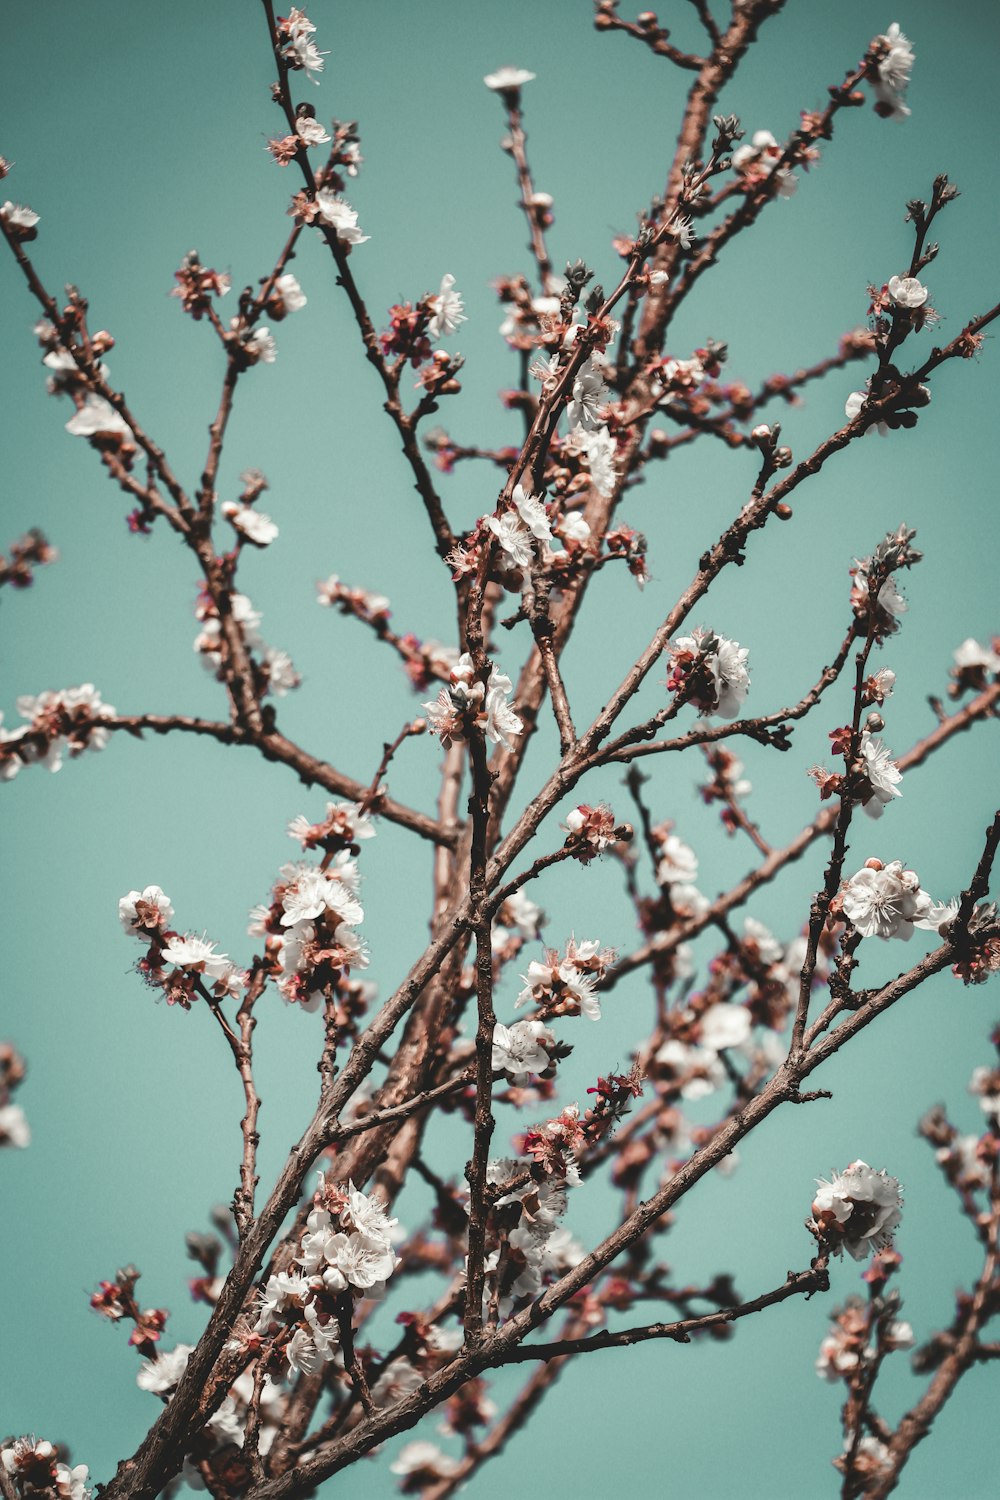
xmin=2 ymin=4 xmax=1000 ymax=1498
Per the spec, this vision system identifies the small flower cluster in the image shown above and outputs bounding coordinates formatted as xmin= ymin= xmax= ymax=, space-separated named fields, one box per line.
xmin=89 ymin=1264 xmax=168 ymax=1351
xmin=837 ymin=858 xmax=949 ymax=941
xmin=0 ymin=1040 xmax=29 ymax=1149
xmin=378 ymin=273 xmax=465 ymax=365
xmin=221 ymin=469 xmax=280 ymax=549
xmin=485 ymin=1159 xmax=582 ymax=1314
xmin=1 ymin=1444 xmax=89 ymax=1500
xmin=816 ymin=1293 xmax=912 ymax=1383
xmin=135 ymin=1344 xmax=283 ymax=1472
xmin=491 ymin=889 xmax=544 ymax=967
xmin=653 ymin=827 xmax=708 ymax=916
xmin=1 ymin=684 xmax=114 ymax=781
xmin=563 ymin=803 xmax=622 ymax=862
xmin=0 ymin=528 xmax=57 ymax=591
xmin=602 ymin=523 xmax=648 ymax=588
xmin=849 ymin=525 xmax=921 ymax=638
xmin=267 ymin=107 xmax=331 ymax=164
xmin=515 ymin=937 xmax=615 ymax=1022
xmin=521 ymin=1071 xmax=643 ymax=1186
xmin=699 ymin=746 xmax=753 ymax=835
xmin=193 ymin=587 xmax=300 ymax=697
xmin=120 ymin=884 xmax=244 ymax=1009
xmin=811 ymin=1160 xmax=904 ymax=1260
xmin=276 ymin=7 xmax=326 ymax=80
xmin=952 ymin=904 xmax=1000 ymax=987
xmin=666 ymin=628 xmax=751 ymax=719
xmin=949 ymin=637 xmax=1000 ymax=699
xmin=869 ymin=22 xmax=914 ymax=121
xmin=287 ymin=798 xmax=375 ymax=855
xmin=810 ymin=727 xmax=904 ymax=818
xmin=255 ymin=1175 xmax=398 ymax=1376
xmin=249 ymin=841 xmax=369 ymax=1010
xmin=424 ymin=652 xmax=522 ymax=750
xmin=34 ymin=318 xmax=137 ymax=459
xmin=731 ymin=129 xmax=800 ymax=198
xmin=170 ymin=250 xmax=231 ymax=319
xmin=0 ymin=201 xmax=40 ymax=239
xmin=311 ymin=188 xmax=368 ymax=246
xmin=390 ymin=1443 xmax=461 ymax=1492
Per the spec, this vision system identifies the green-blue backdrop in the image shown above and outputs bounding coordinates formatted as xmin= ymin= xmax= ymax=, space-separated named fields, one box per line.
xmin=1 ymin=3 xmax=998 ymax=1496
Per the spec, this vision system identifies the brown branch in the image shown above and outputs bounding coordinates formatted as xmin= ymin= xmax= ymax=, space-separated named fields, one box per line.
xmin=260 ymin=0 xmax=455 ymax=560
xmin=97 ymin=713 xmax=454 ymax=847
xmin=500 ymin=97 xmax=558 ymax=296
xmin=595 ymin=3 xmax=705 ymax=70
xmin=499 ymin=1259 xmax=830 ymax=1364
xmin=603 ymin=678 xmax=1000 ymax=993
xmin=866 ymin=1173 xmax=1000 ymax=1498
xmin=463 ymin=728 xmax=499 ymax=1345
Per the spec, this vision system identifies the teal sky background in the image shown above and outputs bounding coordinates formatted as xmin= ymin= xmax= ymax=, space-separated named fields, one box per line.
xmin=1 ymin=2 xmax=999 ymax=1495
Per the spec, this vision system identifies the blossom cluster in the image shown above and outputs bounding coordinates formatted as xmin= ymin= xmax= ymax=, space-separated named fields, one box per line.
xmin=1 ymin=684 xmax=114 ymax=781
xmin=276 ymin=6 xmax=326 ymax=81
xmin=193 ymin=586 xmax=300 ymax=697
xmin=0 ymin=527 xmax=57 ymax=591
xmin=170 ymin=250 xmax=231 ymax=319
xmin=484 ymin=1157 xmax=582 ymax=1315
xmin=424 ymin=652 xmax=522 ymax=750
xmin=0 ymin=1041 xmax=29 ymax=1149
xmin=563 ymin=802 xmax=621 ymax=862
xmin=838 ymin=858 xmax=952 ymax=941
xmin=515 ymin=937 xmax=614 ymax=1022
xmin=254 ymin=1175 xmax=399 ymax=1375
xmin=120 ymin=884 xmax=244 ymax=1009
xmin=811 ymin=1160 xmax=904 ymax=1260
xmin=135 ymin=1343 xmax=283 ymax=1472
xmin=250 ymin=809 xmax=372 ymax=1008
xmin=816 ymin=1294 xmax=912 ymax=1383
xmin=0 ymin=1442 xmax=90 ymax=1500
xmin=666 ymin=628 xmax=751 ymax=718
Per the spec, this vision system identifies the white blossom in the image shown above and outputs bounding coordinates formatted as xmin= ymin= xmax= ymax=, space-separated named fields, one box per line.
xmin=859 ymin=732 xmax=903 ymax=817
xmin=566 ymin=356 xmax=609 ymax=431
xmin=390 ymin=1443 xmax=461 ymax=1479
xmin=731 ymin=129 xmax=797 ymax=196
xmin=65 ymin=395 xmax=133 ymax=441
xmin=511 ymin=483 xmax=552 ymax=541
xmin=242 ymin=326 xmax=277 ymax=364
xmin=872 ymin=22 xmax=914 ymax=120
xmin=222 ymin=501 xmax=279 ymax=547
xmin=700 ymin=1002 xmax=752 ymax=1052
xmin=492 ymin=1019 xmax=555 ymax=1082
xmin=484 ymin=665 xmax=523 ymax=750
xmin=571 ymin=424 xmax=618 ymax=497
xmin=427 ymin=273 xmax=466 ymax=339
xmin=119 ymin=885 xmax=174 ymax=937
xmin=315 ymin=190 xmax=369 ymax=245
xmin=887 ymin=274 xmax=928 ymax=308
xmin=953 ymin=638 xmax=1000 ymax=674
xmin=845 ymin=385 xmax=889 ymax=438
xmin=161 ymin=932 xmax=233 ymax=980
xmin=487 ymin=510 xmax=534 ymax=568
xmin=840 ymin=859 xmax=936 ymax=940
xmin=0 ymin=201 xmax=39 ymax=234
xmin=295 ymin=116 xmax=330 ymax=147
xmin=484 ymin=66 xmax=536 ymax=91
xmin=812 ymin=1161 xmax=903 ymax=1259
xmin=657 ymin=834 xmax=698 ymax=888
xmin=0 ymin=1103 xmax=30 ymax=1148
xmin=136 ymin=1342 xmax=193 ymax=1393
xmin=273 ymin=271 xmax=307 ymax=312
